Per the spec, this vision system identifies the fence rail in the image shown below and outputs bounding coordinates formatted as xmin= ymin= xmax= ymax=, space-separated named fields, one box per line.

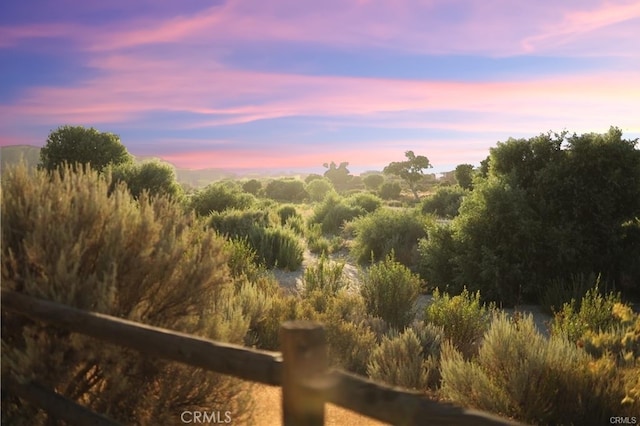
xmin=1 ymin=289 xmax=524 ymax=426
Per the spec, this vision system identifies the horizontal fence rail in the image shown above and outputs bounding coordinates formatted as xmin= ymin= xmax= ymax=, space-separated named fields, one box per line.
xmin=2 ymin=289 xmax=525 ymax=426
xmin=1 ymin=289 xmax=282 ymax=386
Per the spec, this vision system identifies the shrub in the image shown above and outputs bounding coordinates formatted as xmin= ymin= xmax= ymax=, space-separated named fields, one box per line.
xmin=538 ymin=272 xmax=598 ymax=315
xmin=190 ymin=183 xmax=254 ymax=215
xmin=367 ymin=328 xmax=431 ymax=390
xmin=276 ymin=204 xmax=300 ymax=226
xmin=301 ymin=254 xmax=347 ymax=297
xmin=360 ymin=253 xmax=421 ymax=330
xmin=209 ymin=209 xmax=303 ymax=270
xmin=551 ymin=283 xmax=622 ymax=342
xmin=265 ymin=178 xmax=307 ymax=202
xmin=440 ymin=313 xmax=637 ymax=424
xmin=424 ymin=288 xmax=494 ymax=359
xmin=305 ymin=178 xmax=335 ymax=202
xmin=109 ymin=160 xmax=183 ymax=200
xmin=310 ymin=193 xmax=365 ymax=234
xmin=363 ymin=174 xmax=384 ymax=191
xmin=421 ymin=185 xmax=467 ymax=218
xmin=347 ymin=192 xmax=382 ymax=213
xmin=1 ymin=165 xmax=252 ymax=424
xmin=350 ymin=207 xmax=428 ymax=267
xmin=379 ymin=181 xmax=401 ymax=200
xmin=242 ymin=178 xmax=262 ymax=195
xmin=417 ymin=224 xmax=458 ymax=292
xmin=306 ymin=223 xmax=331 ymax=254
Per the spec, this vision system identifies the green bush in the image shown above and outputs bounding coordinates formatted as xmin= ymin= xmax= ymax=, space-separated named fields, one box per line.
xmin=109 ymin=160 xmax=183 ymax=200
xmin=1 ymin=165 xmax=252 ymax=424
xmin=242 ymin=179 xmax=262 ymax=195
xmin=424 ymin=288 xmax=494 ymax=359
xmin=301 ymin=254 xmax=347 ymax=297
xmin=440 ymin=313 xmax=637 ymax=424
xmin=379 ymin=181 xmax=401 ymax=200
xmin=551 ymin=283 xmax=622 ymax=342
xmin=421 ymin=186 xmax=467 ymax=218
xmin=305 ymin=178 xmax=335 ymax=202
xmin=350 ymin=207 xmax=428 ymax=267
xmin=209 ymin=209 xmax=303 ymax=270
xmin=276 ymin=204 xmax=300 ymax=226
xmin=347 ymin=192 xmax=382 ymax=213
xmin=360 ymin=253 xmax=421 ymax=330
xmin=363 ymin=174 xmax=384 ymax=191
xmin=190 ymin=183 xmax=254 ymax=215
xmin=538 ymin=272 xmax=598 ymax=315
xmin=265 ymin=178 xmax=307 ymax=202
xmin=417 ymin=224 xmax=458 ymax=292
xmin=310 ymin=193 xmax=365 ymax=234
xmin=306 ymin=223 xmax=331 ymax=254
xmin=367 ymin=328 xmax=432 ymax=390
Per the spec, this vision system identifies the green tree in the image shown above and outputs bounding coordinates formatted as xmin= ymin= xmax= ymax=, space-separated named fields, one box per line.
xmin=383 ymin=151 xmax=432 ymax=200
xmin=265 ymin=178 xmax=307 ymax=202
xmin=323 ymin=161 xmax=352 ymax=188
xmin=39 ymin=125 xmax=132 ymax=172
xmin=305 ymin=178 xmax=335 ymax=202
xmin=419 ymin=127 xmax=640 ymax=305
xmin=110 ymin=160 xmax=182 ymax=200
xmin=454 ymin=164 xmax=474 ymax=190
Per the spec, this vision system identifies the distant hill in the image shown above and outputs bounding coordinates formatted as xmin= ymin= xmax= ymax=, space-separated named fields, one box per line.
xmin=1 ymin=145 xmax=41 ymax=171
xmin=0 ymin=145 xmax=308 ymax=187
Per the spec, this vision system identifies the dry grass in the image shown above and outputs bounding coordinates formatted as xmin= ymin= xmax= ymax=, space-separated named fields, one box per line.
xmin=250 ymin=384 xmax=389 ymax=426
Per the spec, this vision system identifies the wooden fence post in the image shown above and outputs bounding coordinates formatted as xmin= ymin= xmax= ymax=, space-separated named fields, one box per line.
xmin=280 ymin=321 xmax=327 ymax=426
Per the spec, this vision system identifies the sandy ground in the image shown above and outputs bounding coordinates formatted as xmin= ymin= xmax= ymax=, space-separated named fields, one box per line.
xmin=250 ymin=383 xmax=388 ymax=426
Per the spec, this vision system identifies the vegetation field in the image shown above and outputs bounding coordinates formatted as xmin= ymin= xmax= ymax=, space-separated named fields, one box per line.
xmin=2 ymin=125 xmax=639 ymax=425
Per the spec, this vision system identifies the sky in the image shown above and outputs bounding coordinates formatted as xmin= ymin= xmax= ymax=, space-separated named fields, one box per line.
xmin=1 ymin=1 xmax=639 ymax=174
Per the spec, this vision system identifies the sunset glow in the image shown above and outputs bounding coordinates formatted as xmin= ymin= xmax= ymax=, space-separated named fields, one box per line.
xmin=2 ymin=0 xmax=639 ymax=173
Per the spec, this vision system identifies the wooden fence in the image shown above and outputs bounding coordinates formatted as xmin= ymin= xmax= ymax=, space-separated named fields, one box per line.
xmin=1 ymin=289 xmax=524 ymax=426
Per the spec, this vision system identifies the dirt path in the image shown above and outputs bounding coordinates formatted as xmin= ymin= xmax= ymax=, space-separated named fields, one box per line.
xmin=250 ymin=383 xmax=388 ymax=426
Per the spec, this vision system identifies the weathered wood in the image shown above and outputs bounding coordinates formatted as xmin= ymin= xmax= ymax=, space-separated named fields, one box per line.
xmin=318 ymin=369 xmax=526 ymax=426
xmin=280 ymin=321 xmax=328 ymax=426
xmin=4 ymin=376 xmax=122 ymax=426
xmin=1 ymin=289 xmax=282 ymax=386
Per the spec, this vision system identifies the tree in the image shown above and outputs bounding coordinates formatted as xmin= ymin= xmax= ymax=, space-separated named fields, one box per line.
xmin=383 ymin=151 xmax=432 ymax=200
xmin=323 ymin=161 xmax=352 ymax=188
xmin=39 ymin=125 xmax=132 ymax=172
xmin=305 ymin=177 xmax=335 ymax=202
xmin=363 ymin=174 xmax=384 ymax=191
xmin=110 ymin=160 xmax=183 ymax=200
xmin=242 ymin=179 xmax=262 ymax=195
xmin=454 ymin=164 xmax=475 ymax=190
xmin=265 ymin=178 xmax=307 ymax=202
xmin=419 ymin=127 xmax=640 ymax=305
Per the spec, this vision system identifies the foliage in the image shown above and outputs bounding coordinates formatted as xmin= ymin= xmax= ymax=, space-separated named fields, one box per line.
xmin=419 ymin=128 xmax=640 ymax=305
xmin=323 ymin=161 xmax=352 ymax=188
xmin=301 ymin=254 xmax=348 ymax=297
xmin=367 ymin=328 xmax=432 ymax=390
xmin=39 ymin=125 xmax=133 ymax=173
xmin=1 ymin=164 xmax=252 ymax=424
xmin=417 ymin=224 xmax=458 ymax=292
xmin=190 ymin=183 xmax=254 ymax=215
xmin=362 ymin=173 xmax=384 ymax=191
xmin=209 ymin=209 xmax=303 ymax=270
xmin=305 ymin=177 xmax=335 ymax=202
xmin=110 ymin=160 xmax=183 ymax=200
xmin=538 ymin=272 xmax=598 ymax=315
xmin=276 ymin=204 xmax=300 ymax=226
xmin=264 ymin=178 xmax=308 ymax=202
xmin=424 ymin=288 xmax=494 ymax=359
xmin=420 ymin=185 xmax=467 ymax=218
xmin=347 ymin=192 xmax=382 ymax=213
xmin=242 ymin=179 xmax=262 ymax=195
xmin=304 ymin=173 xmax=324 ymax=184
xmin=440 ymin=313 xmax=638 ymax=425
xmin=378 ymin=181 xmax=401 ymax=200
xmin=383 ymin=151 xmax=432 ymax=200
xmin=350 ymin=207 xmax=428 ymax=267
xmin=309 ymin=192 xmax=365 ymax=234
xmin=551 ymin=283 xmax=622 ymax=342
xmin=454 ymin=164 xmax=475 ymax=190
xmin=360 ymin=253 xmax=421 ymax=330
